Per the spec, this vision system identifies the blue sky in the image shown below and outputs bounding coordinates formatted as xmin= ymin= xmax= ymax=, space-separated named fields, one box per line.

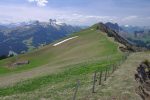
xmin=0 ymin=0 xmax=150 ymax=26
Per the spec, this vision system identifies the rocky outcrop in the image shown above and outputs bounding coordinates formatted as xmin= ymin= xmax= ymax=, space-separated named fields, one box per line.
xmin=96 ymin=23 xmax=148 ymax=52
xmin=135 ymin=60 xmax=150 ymax=100
xmin=105 ymin=22 xmax=122 ymax=33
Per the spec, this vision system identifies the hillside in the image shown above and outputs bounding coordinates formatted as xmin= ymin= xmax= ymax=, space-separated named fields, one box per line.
xmin=0 ymin=24 xmax=145 ymax=100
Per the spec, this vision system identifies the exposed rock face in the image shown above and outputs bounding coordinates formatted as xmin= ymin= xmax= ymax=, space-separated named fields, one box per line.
xmin=96 ymin=23 xmax=148 ymax=52
xmin=105 ymin=22 xmax=122 ymax=33
xmin=135 ymin=61 xmax=150 ymax=100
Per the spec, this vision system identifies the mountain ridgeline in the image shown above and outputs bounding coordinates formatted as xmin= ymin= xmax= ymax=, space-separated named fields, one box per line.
xmin=104 ymin=22 xmax=150 ymax=49
xmin=96 ymin=23 xmax=148 ymax=52
xmin=0 ymin=20 xmax=82 ymax=56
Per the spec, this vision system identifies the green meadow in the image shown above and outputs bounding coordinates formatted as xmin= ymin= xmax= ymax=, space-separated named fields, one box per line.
xmin=0 ymin=25 xmax=124 ymax=99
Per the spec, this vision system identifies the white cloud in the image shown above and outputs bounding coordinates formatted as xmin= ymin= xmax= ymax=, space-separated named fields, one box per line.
xmin=62 ymin=14 xmax=118 ymax=25
xmin=118 ymin=16 xmax=150 ymax=26
xmin=0 ymin=5 xmax=118 ymax=25
xmin=0 ymin=5 xmax=61 ymax=23
xmin=0 ymin=5 xmax=149 ymax=26
xmin=122 ymin=16 xmax=138 ymax=21
xmin=28 ymin=0 xmax=48 ymax=7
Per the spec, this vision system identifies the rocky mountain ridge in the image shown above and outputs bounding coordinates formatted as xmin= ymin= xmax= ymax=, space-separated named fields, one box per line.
xmin=96 ymin=23 xmax=148 ymax=52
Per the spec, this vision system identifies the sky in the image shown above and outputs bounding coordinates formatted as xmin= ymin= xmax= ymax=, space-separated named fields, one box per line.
xmin=0 ymin=0 xmax=150 ymax=26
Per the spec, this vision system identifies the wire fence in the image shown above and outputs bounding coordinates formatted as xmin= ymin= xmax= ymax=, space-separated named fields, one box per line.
xmin=72 ymin=52 xmax=130 ymax=100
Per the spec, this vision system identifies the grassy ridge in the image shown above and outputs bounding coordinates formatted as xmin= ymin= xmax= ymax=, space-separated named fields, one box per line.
xmin=0 ymin=27 xmax=119 ymax=75
xmin=0 ymin=25 xmax=124 ymax=98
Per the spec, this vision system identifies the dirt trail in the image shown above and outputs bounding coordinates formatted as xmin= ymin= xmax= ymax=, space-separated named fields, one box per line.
xmin=0 ymin=60 xmax=82 ymax=87
xmin=84 ymin=52 xmax=150 ymax=100
xmin=0 ymin=55 xmax=102 ymax=87
xmin=0 ymin=64 xmax=61 ymax=87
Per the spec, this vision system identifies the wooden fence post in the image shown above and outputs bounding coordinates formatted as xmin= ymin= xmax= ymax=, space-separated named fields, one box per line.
xmin=104 ymin=67 xmax=107 ymax=81
xmin=92 ymin=71 xmax=97 ymax=93
xmin=107 ymin=67 xmax=110 ymax=77
xmin=112 ymin=65 xmax=115 ymax=73
xmin=99 ymin=71 xmax=102 ymax=85
xmin=73 ymin=80 xmax=80 ymax=100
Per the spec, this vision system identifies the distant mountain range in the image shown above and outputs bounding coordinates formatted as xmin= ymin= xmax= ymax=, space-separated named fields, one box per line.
xmin=0 ymin=19 xmax=82 ymax=56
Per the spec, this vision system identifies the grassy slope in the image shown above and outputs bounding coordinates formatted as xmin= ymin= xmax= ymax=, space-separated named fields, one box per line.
xmin=0 ymin=26 xmax=121 ymax=75
xmin=0 ymin=25 xmax=124 ymax=99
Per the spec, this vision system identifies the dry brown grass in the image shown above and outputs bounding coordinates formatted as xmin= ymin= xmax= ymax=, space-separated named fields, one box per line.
xmin=77 ymin=52 xmax=150 ymax=100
